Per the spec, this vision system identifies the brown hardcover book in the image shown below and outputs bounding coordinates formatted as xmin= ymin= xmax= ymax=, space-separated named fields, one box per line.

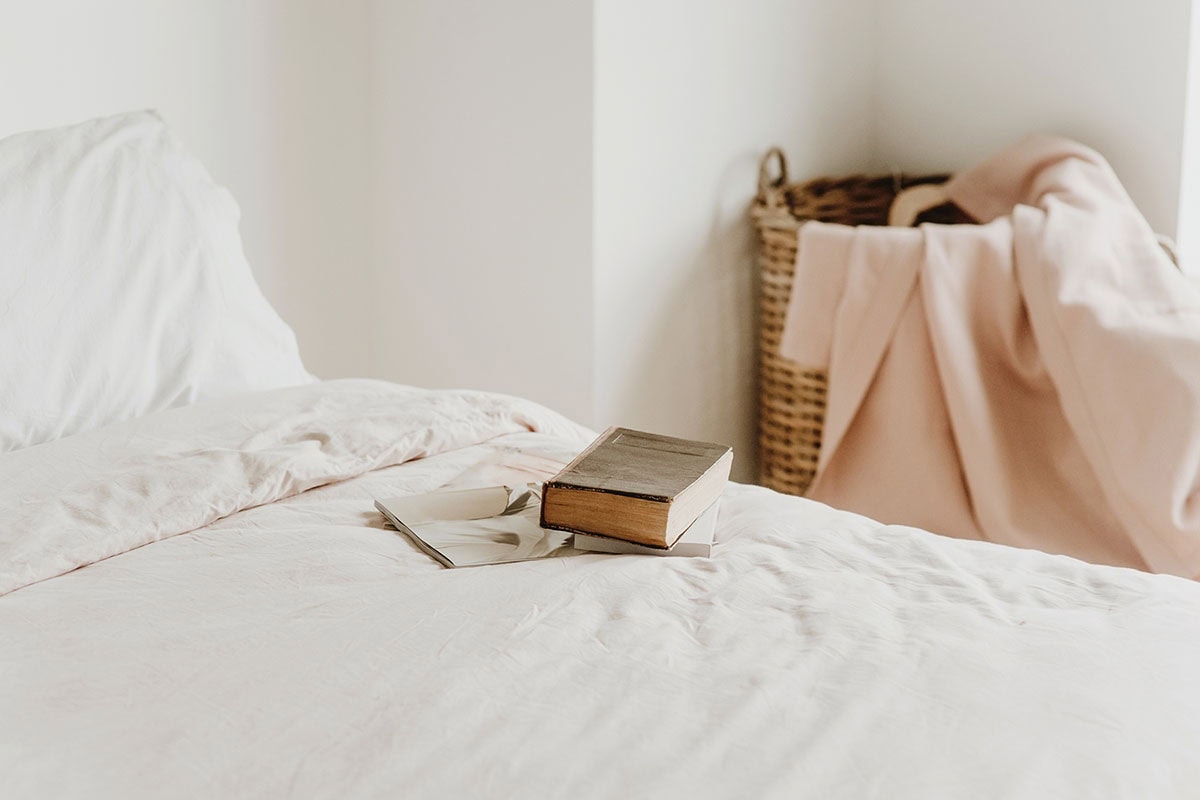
xmin=540 ymin=427 xmax=733 ymax=548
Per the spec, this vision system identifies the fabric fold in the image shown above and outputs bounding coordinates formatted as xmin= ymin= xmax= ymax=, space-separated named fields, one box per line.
xmin=783 ymin=134 xmax=1200 ymax=577
xmin=0 ymin=379 xmax=592 ymax=596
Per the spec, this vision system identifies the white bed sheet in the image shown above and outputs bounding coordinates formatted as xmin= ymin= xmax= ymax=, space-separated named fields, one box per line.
xmin=2 ymin=380 xmax=1199 ymax=798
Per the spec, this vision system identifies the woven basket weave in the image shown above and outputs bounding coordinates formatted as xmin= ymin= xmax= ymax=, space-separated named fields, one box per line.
xmin=750 ymin=148 xmax=969 ymax=496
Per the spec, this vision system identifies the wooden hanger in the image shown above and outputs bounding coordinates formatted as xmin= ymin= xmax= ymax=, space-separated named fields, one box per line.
xmin=888 ymin=183 xmax=949 ymax=227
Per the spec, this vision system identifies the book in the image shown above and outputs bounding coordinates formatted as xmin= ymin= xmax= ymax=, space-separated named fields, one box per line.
xmin=572 ymin=499 xmax=719 ymax=557
xmin=375 ymin=483 xmax=576 ymax=568
xmin=540 ymin=427 xmax=733 ymax=548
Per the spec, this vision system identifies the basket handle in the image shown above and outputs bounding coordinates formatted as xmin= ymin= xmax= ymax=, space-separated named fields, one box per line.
xmin=758 ymin=147 xmax=789 ymax=197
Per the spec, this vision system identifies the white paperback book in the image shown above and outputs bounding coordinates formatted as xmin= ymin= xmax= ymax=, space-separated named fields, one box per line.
xmin=572 ymin=500 xmax=718 ymax=557
xmin=375 ymin=483 xmax=576 ymax=568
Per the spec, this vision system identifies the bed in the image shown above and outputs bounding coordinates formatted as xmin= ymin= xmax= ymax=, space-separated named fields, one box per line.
xmin=3 ymin=112 xmax=1200 ymax=799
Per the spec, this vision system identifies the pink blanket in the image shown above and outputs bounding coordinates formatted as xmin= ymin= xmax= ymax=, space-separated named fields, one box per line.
xmin=780 ymin=135 xmax=1200 ymax=578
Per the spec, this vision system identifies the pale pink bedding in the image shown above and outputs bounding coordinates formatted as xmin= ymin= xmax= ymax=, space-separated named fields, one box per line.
xmin=781 ymin=135 xmax=1200 ymax=578
xmin=3 ymin=380 xmax=1200 ymax=797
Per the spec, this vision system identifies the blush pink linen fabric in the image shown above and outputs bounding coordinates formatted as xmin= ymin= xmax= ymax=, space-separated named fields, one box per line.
xmin=779 ymin=134 xmax=1200 ymax=578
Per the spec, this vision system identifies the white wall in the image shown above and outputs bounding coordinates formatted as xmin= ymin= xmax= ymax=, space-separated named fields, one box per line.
xmin=7 ymin=2 xmax=1200 ymax=483
xmin=0 ymin=0 xmax=373 ymax=378
xmin=368 ymin=0 xmax=595 ymax=423
xmin=365 ymin=0 xmax=876 ymax=476
xmin=1179 ymin=0 xmax=1200 ymax=263
xmin=873 ymin=0 xmax=1194 ymax=240
xmin=594 ymin=0 xmax=877 ymax=479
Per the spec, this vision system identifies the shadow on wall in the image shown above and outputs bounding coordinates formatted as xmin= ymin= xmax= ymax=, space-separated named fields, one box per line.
xmin=610 ymin=151 xmax=761 ymax=483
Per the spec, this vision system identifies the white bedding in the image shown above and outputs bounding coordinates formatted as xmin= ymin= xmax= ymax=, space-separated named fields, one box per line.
xmin=3 ymin=380 xmax=1199 ymax=798
xmin=0 ymin=112 xmax=312 ymax=453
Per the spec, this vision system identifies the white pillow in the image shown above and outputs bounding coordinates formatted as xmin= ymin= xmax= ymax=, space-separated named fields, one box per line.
xmin=0 ymin=110 xmax=313 ymax=452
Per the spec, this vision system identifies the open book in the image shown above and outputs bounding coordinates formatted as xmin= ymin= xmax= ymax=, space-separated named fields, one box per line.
xmin=375 ymin=484 xmax=577 ymax=568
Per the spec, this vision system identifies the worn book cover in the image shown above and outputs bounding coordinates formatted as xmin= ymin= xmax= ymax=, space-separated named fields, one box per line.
xmin=540 ymin=427 xmax=733 ymax=547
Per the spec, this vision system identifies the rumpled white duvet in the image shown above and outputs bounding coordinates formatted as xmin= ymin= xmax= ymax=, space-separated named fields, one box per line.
xmin=3 ymin=380 xmax=1199 ymax=798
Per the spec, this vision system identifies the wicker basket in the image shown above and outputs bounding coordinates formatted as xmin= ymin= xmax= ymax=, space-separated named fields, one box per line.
xmin=750 ymin=148 xmax=969 ymax=496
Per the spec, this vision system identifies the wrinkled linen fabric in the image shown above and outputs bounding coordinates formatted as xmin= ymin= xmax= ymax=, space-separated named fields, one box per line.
xmin=3 ymin=379 xmax=1200 ymax=798
xmin=0 ymin=379 xmax=589 ymax=596
xmin=780 ymin=134 xmax=1200 ymax=577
